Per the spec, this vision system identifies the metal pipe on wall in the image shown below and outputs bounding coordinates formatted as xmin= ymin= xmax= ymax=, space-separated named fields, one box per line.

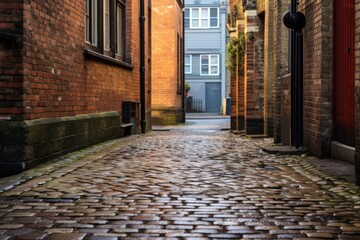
xmin=140 ymin=0 xmax=146 ymax=134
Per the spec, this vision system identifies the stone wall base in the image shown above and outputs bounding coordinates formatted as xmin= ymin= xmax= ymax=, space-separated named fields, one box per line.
xmin=151 ymin=108 xmax=184 ymax=125
xmin=245 ymin=118 xmax=264 ymax=135
xmin=0 ymin=111 xmax=121 ymax=177
xmin=230 ymin=116 xmax=245 ymax=131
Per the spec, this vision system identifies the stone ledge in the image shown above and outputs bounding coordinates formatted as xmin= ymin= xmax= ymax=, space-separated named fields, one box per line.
xmin=262 ymin=145 xmax=309 ymax=155
xmin=0 ymin=111 xmax=122 ymax=177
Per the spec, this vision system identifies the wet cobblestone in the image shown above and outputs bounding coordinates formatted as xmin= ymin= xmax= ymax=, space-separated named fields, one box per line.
xmin=0 ymin=119 xmax=359 ymax=239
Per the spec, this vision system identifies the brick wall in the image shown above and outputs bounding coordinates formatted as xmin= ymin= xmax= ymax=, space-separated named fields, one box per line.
xmin=229 ymin=1 xmax=245 ymax=131
xmin=299 ymin=0 xmax=333 ymax=158
xmin=20 ymin=0 xmax=147 ymax=121
xmin=273 ymin=0 xmax=289 ymax=143
xmin=280 ymin=74 xmax=291 ymax=145
xmin=244 ymin=8 xmax=264 ymax=135
xmin=0 ymin=0 xmax=152 ymax=176
xmin=151 ymin=0 xmax=184 ymax=125
xmin=355 ymin=0 xmax=360 ymax=184
xmin=0 ymin=0 xmax=24 ymax=121
xmin=263 ymin=0 xmax=274 ymax=137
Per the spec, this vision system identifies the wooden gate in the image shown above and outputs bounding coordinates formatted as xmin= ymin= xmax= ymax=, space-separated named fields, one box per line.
xmin=333 ymin=0 xmax=355 ymax=147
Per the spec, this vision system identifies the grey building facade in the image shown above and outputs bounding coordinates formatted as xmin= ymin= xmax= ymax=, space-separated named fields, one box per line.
xmin=185 ymin=0 xmax=228 ymax=113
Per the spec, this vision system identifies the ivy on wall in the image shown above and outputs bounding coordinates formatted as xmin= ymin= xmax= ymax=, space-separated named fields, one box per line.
xmin=226 ymin=34 xmax=245 ymax=74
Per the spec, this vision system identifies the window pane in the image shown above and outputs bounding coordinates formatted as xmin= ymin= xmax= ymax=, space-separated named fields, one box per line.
xmin=192 ymin=9 xmax=199 ymax=18
xmin=210 ymin=8 xmax=218 ymax=17
xmin=211 ymin=56 xmax=218 ymax=64
xmin=185 ymin=66 xmax=190 ymax=73
xmin=86 ymin=0 xmax=90 ymax=42
xmin=210 ymin=19 xmax=218 ymax=27
xmin=185 ymin=8 xmax=190 ymax=18
xmin=211 ymin=66 xmax=218 ymax=74
xmin=201 ymin=8 xmax=208 ymax=18
xmin=192 ymin=19 xmax=199 ymax=27
xmin=185 ymin=19 xmax=190 ymax=28
xmin=185 ymin=56 xmax=190 ymax=64
xmin=104 ymin=0 xmax=110 ymax=50
xmin=91 ymin=0 xmax=98 ymax=45
xmin=201 ymin=19 xmax=208 ymax=28
xmin=116 ymin=3 xmax=125 ymax=59
xmin=201 ymin=55 xmax=209 ymax=64
xmin=201 ymin=65 xmax=209 ymax=75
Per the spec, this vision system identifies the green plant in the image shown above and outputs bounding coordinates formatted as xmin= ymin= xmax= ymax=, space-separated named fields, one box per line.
xmin=185 ymin=82 xmax=191 ymax=92
xmin=226 ymin=34 xmax=245 ymax=74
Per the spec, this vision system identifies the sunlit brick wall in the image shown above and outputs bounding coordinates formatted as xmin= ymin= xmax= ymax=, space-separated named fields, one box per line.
xmin=151 ymin=0 xmax=184 ymax=125
xmin=263 ymin=0 xmax=274 ymax=137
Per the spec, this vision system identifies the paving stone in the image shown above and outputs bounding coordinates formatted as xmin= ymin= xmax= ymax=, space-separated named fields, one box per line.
xmin=46 ymin=233 xmax=86 ymax=240
xmin=0 ymin=119 xmax=359 ymax=238
xmin=12 ymin=233 xmax=47 ymax=240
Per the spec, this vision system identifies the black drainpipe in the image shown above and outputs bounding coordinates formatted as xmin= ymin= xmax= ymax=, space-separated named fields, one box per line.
xmin=283 ymin=0 xmax=305 ymax=148
xmin=140 ymin=0 xmax=146 ymax=134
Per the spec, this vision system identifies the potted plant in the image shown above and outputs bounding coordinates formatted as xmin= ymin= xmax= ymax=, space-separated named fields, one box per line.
xmin=185 ymin=82 xmax=191 ymax=96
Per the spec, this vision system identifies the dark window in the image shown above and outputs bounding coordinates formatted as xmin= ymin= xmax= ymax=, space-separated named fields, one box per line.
xmin=85 ymin=0 xmax=127 ymax=63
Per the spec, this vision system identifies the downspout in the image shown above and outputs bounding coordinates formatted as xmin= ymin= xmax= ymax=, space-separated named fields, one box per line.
xmin=140 ymin=0 xmax=146 ymax=133
xmin=182 ymin=4 xmax=186 ymax=123
xmin=290 ymin=1 xmax=296 ymax=146
xmin=283 ymin=0 xmax=305 ymax=148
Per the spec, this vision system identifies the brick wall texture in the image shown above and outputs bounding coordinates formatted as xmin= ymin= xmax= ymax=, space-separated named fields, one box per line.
xmin=0 ymin=0 xmax=24 ymax=120
xmin=151 ymin=0 xmax=184 ymax=125
xmin=1 ymin=0 xmax=151 ymax=122
xmin=244 ymin=9 xmax=264 ymax=135
xmin=273 ymin=0 xmax=289 ymax=143
xmin=0 ymin=0 xmax=151 ymax=175
xmin=263 ymin=0 xmax=274 ymax=137
xmin=299 ymin=0 xmax=333 ymax=158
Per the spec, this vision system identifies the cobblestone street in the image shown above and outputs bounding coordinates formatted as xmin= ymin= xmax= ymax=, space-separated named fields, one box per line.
xmin=0 ymin=118 xmax=360 ymax=239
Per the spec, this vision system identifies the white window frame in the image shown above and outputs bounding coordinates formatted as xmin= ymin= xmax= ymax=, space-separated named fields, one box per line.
xmin=85 ymin=0 xmax=98 ymax=46
xmin=200 ymin=54 xmax=219 ymax=76
xmin=188 ymin=7 xmax=219 ymax=29
xmin=185 ymin=55 xmax=192 ymax=74
xmin=104 ymin=0 xmax=110 ymax=50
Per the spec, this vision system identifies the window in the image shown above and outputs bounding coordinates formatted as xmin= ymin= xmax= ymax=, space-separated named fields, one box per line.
xmin=85 ymin=0 xmax=98 ymax=45
xmin=116 ymin=2 xmax=125 ymax=59
xmin=200 ymin=54 xmax=219 ymax=75
xmin=185 ymin=7 xmax=219 ymax=29
xmin=185 ymin=55 xmax=192 ymax=74
xmin=85 ymin=0 xmax=127 ymax=62
xmin=185 ymin=8 xmax=190 ymax=29
xmin=104 ymin=0 xmax=110 ymax=50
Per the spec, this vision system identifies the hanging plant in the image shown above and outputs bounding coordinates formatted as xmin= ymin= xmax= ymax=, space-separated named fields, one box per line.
xmin=226 ymin=34 xmax=245 ymax=74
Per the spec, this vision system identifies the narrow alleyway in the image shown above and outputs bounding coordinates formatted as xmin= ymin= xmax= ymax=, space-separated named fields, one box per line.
xmin=0 ymin=118 xmax=360 ymax=239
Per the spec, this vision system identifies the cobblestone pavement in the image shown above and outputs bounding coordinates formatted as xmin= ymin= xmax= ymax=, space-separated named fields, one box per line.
xmin=0 ymin=118 xmax=360 ymax=239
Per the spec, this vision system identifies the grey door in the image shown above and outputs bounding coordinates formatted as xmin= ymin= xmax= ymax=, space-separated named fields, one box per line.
xmin=205 ymin=82 xmax=221 ymax=113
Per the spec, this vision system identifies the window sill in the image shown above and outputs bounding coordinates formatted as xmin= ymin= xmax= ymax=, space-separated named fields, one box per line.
xmin=84 ymin=48 xmax=133 ymax=70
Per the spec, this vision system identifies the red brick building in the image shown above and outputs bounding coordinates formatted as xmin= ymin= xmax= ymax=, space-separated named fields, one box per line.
xmin=0 ymin=0 xmax=151 ymax=176
xmin=151 ymin=0 xmax=185 ymax=125
xmin=230 ymin=0 xmax=360 ymax=184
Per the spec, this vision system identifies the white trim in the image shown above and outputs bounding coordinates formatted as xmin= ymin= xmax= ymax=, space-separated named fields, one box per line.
xmin=187 ymin=7 xmax=219 ymax=29
xmin=185 ymin=55 xmax=192 ymax=74
xmin=200 ymin=54 xmax=220 ymax=76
